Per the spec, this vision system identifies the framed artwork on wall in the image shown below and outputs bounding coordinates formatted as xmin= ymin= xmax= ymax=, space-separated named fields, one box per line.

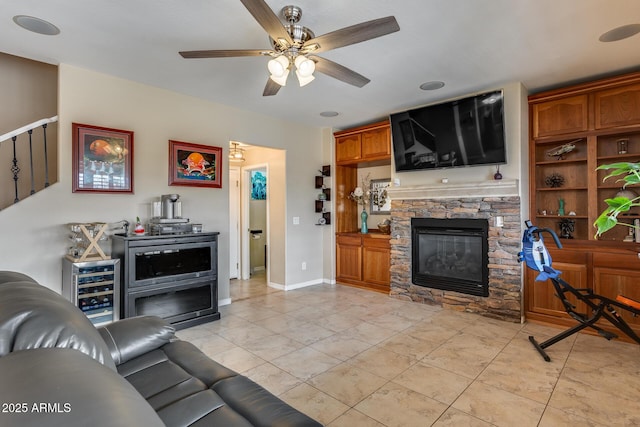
xmin=72 ymin=123 xmax=134 ymax=193
xmin=168 ymin=140 xmax=222 ymax=188
xmin=370 ymin=178 xmax=391 ymax=214
xmin=251 ymin=170 xmax=267 ymax=200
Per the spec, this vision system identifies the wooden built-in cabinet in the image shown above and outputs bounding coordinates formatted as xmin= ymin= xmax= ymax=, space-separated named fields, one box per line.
xmin=334 ymin=120 xmax=392 ymax=292
xmin=336 ymin=233 xmax=390 ymax=293
xmin=335 ymin=120 xmax=391 ymax=165
xmin=526 ymin=71 xmax=640 ymax=339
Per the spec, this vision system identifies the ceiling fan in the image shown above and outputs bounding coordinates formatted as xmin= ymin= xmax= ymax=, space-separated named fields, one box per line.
xmin=179 ymin=0 xmax=400 ymax=96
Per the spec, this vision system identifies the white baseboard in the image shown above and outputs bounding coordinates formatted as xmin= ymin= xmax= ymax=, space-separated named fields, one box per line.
xmin=268 ymin=278 xmax=325 ymax=291
xmin=218 ymin=298 xmax=232 ymax=306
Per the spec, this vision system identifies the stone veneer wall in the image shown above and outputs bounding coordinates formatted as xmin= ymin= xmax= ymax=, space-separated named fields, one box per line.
xmin=389 ymin=196 xmax=522 ymax=322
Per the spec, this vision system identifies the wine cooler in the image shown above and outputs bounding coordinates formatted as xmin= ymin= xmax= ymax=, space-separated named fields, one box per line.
xmin=62 ymin=258 xmax=120 ymax=327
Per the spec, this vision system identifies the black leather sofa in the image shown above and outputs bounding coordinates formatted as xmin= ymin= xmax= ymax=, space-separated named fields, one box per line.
xmin=0 ymin=271 xmax=321 ymax=427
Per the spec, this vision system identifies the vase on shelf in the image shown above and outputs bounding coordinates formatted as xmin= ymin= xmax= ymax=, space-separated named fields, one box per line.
xmin=558 ymin=198 xmax=565 ymax=216
xmin=360 ymin=208 xmax=368 ymax=234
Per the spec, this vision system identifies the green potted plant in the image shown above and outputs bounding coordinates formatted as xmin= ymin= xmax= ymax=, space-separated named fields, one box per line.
xmin=594 ymin=161 xmax=640 ymax=237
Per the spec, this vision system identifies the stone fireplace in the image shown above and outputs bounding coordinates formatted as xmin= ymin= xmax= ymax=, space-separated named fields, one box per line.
xmin=387 ymin=180 xmax=522 ymax=322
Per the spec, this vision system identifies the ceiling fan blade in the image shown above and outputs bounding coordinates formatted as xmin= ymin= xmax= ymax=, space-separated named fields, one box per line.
xmin=311 ymin=56 xmax=370 ymax=88
xmin=263 ymin=78 xmax=282 ymax=96
xmin=303 ymin=16 xmax=399 ymax=54
xmin=239 ymin=0 xmax=293 ymax=46
xmin=179 ymin=49 xmax=271 ymax=58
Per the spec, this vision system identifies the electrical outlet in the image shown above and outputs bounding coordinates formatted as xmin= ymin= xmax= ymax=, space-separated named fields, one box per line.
xmin=301 ymin=262 xmax=307 ymax=270
xmin=293 ymin=217 xmax=300 ymax=225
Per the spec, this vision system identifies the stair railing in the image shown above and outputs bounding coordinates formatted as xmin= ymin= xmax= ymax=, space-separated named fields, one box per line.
xmin=0 ymin=115 xmax=58 ymax=206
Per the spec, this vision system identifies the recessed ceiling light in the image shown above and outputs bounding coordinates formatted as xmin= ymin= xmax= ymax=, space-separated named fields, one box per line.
xmin=419 ymin=81 xmax=445 ymax=91
xmin=13 ymin=15 xmax=60 ymax=36
xmin=599 ymin=23 xmax=640 ymax=42
xmin=320 ymin=111 xmax=339 ymax=117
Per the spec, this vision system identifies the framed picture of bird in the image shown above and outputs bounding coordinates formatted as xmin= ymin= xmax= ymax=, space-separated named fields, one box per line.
xmin=168 ymin=140 xmax=222 ymax=188
xmin=72 ymin=122 xmax=134 ymax=193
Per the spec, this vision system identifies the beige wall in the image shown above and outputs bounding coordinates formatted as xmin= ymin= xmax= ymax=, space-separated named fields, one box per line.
xmin=0 ymin=53 xmax=58 ymax=208
xmin=0 ymin=64 xmax=325 ymax=299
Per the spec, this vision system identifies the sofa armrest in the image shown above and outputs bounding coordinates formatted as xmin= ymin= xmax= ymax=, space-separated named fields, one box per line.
xmin=98 ymin=316 xmax=175 ymax=365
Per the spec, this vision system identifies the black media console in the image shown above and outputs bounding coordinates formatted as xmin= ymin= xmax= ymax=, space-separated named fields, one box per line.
xmin=111 ymin=232 xmax=220 ymax=330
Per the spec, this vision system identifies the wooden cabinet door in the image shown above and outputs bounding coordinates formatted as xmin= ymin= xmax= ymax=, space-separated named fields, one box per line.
xmin=362 ymin=238 xmax=390 ymax=288
xmin=525 ymin=249 xmax=588 ymax=318
xmin=336 ymin=134 xmax=361 ymax=164
xmin=361 ymin=127 xmax=390 ymax=160
xmin=336 ymin=235 xmax=362 ymax=281
xmin=594 ymin=83 xmax=640 ymax=129
xmin=532 ymin=95 xmax=588 ymax=138
xmin=593 ymin=252 xmax=640 ymax=333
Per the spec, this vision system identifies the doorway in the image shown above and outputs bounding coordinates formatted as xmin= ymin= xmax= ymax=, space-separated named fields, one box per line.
xmin=242 ymin=164 xmax=269 ymax=281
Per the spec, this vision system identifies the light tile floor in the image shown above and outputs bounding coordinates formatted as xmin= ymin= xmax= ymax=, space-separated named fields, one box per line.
xmin=177 ymin=273 xmax=640 ymax=426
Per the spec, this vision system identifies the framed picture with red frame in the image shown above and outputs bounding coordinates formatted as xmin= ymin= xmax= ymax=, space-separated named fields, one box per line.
xmin=72 ymin=123 xmax=134 ymax=193
xmin=168 ymin=140 xmax=222 ymax=188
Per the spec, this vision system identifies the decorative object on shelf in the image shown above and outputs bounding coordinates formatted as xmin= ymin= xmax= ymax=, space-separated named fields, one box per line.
xmin=169 ymin=140 xmax=222 ymax=188
xmin=615 ymin=188 xmax=639 ymax=200
xmin=493 ymin=165 xmax=502 ymax=180
xmin=544 ymin=172 xmax=565 ymax=188
xmin=378 ymin=219 xmax=391 ymax=234
xmin=317 ymin=192 xmax=327 ymax=201
xmin=370 ymin=178 xmax=390 ymax=214
xmin=624 ymin=227 xmax=635 ymax=242
xmin=349 ymin=174 xmax=372 ymax=233
xmin=545 ymin=141 xmax=577 ymax=160
xmin=360 ymin=209 xmax=368 ymax=234
xmin=72 ymin=123 xmax=134 ymax=193
xmin=134 ymin=217 xmax=145 ymax=235
xmin=317 ymin=217 xmax=326 ymax=225
xmin=558 ymin=199 xmax=565 ymax=216
xmin=617 ymin=138 xmax=629 ymax=154
xmin=559 ymin=218 xmax=575 ymax=239
xmin=66 ymin=222 xmax=110 ymax=262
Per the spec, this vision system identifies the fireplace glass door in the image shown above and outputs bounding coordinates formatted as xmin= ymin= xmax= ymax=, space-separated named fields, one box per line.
xmin=411 ymin=218 xmax=489 ymax=296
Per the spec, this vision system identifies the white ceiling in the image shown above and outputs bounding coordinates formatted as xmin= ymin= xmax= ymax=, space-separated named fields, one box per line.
xmin=1 ymin=0 xmax=639 ymax=130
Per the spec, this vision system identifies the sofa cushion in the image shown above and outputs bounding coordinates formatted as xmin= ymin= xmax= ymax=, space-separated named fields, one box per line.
xmin=212 ymin=375 xmax=322 ymax=427
xmin=117 ymin=339 xmax=322 ymax=427
xmin=98 ymin=315 xmax=175 ymax=365
xmin=0 ymin=348 xmax=164 ymax=427
xmin=0 ymin=271 xmax=115 ymax=370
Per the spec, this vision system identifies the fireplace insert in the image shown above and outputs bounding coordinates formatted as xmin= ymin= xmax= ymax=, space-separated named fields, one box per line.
xmin=411 ymin=218 xmax=489 ymax=297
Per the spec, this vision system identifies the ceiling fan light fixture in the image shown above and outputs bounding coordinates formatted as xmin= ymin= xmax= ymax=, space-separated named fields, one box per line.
xmin=267 ymin=55 xmax=290 ymax=77
xmin=296 ymin=70 xmax=315 ymax=87
xmin=294 ymin=55 xmax=315 ymax=77
xmin=270 ymin=68 xmax=289 ymax=86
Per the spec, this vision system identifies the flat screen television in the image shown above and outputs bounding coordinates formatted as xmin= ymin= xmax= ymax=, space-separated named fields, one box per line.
xmin=390 ymin=90 xmax=506 ymax=172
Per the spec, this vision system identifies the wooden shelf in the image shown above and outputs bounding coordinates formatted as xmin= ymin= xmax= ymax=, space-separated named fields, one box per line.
xmin=526 ymin=70 xmax=640 ymax=336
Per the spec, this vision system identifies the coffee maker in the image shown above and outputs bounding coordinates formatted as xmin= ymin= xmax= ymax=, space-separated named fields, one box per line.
xmin=148 ymin=194 xmax=191 ymax=234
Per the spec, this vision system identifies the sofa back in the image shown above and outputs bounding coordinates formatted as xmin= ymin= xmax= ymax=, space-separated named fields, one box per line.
xmin=0 ymin=271 xmax=116 ymax=370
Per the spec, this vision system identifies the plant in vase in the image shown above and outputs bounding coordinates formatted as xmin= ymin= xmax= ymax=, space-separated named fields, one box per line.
xmin=594 ymin=161 xmax=640 ymax=237
xmin=348 ymin=174 xmax=371 ymax=234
